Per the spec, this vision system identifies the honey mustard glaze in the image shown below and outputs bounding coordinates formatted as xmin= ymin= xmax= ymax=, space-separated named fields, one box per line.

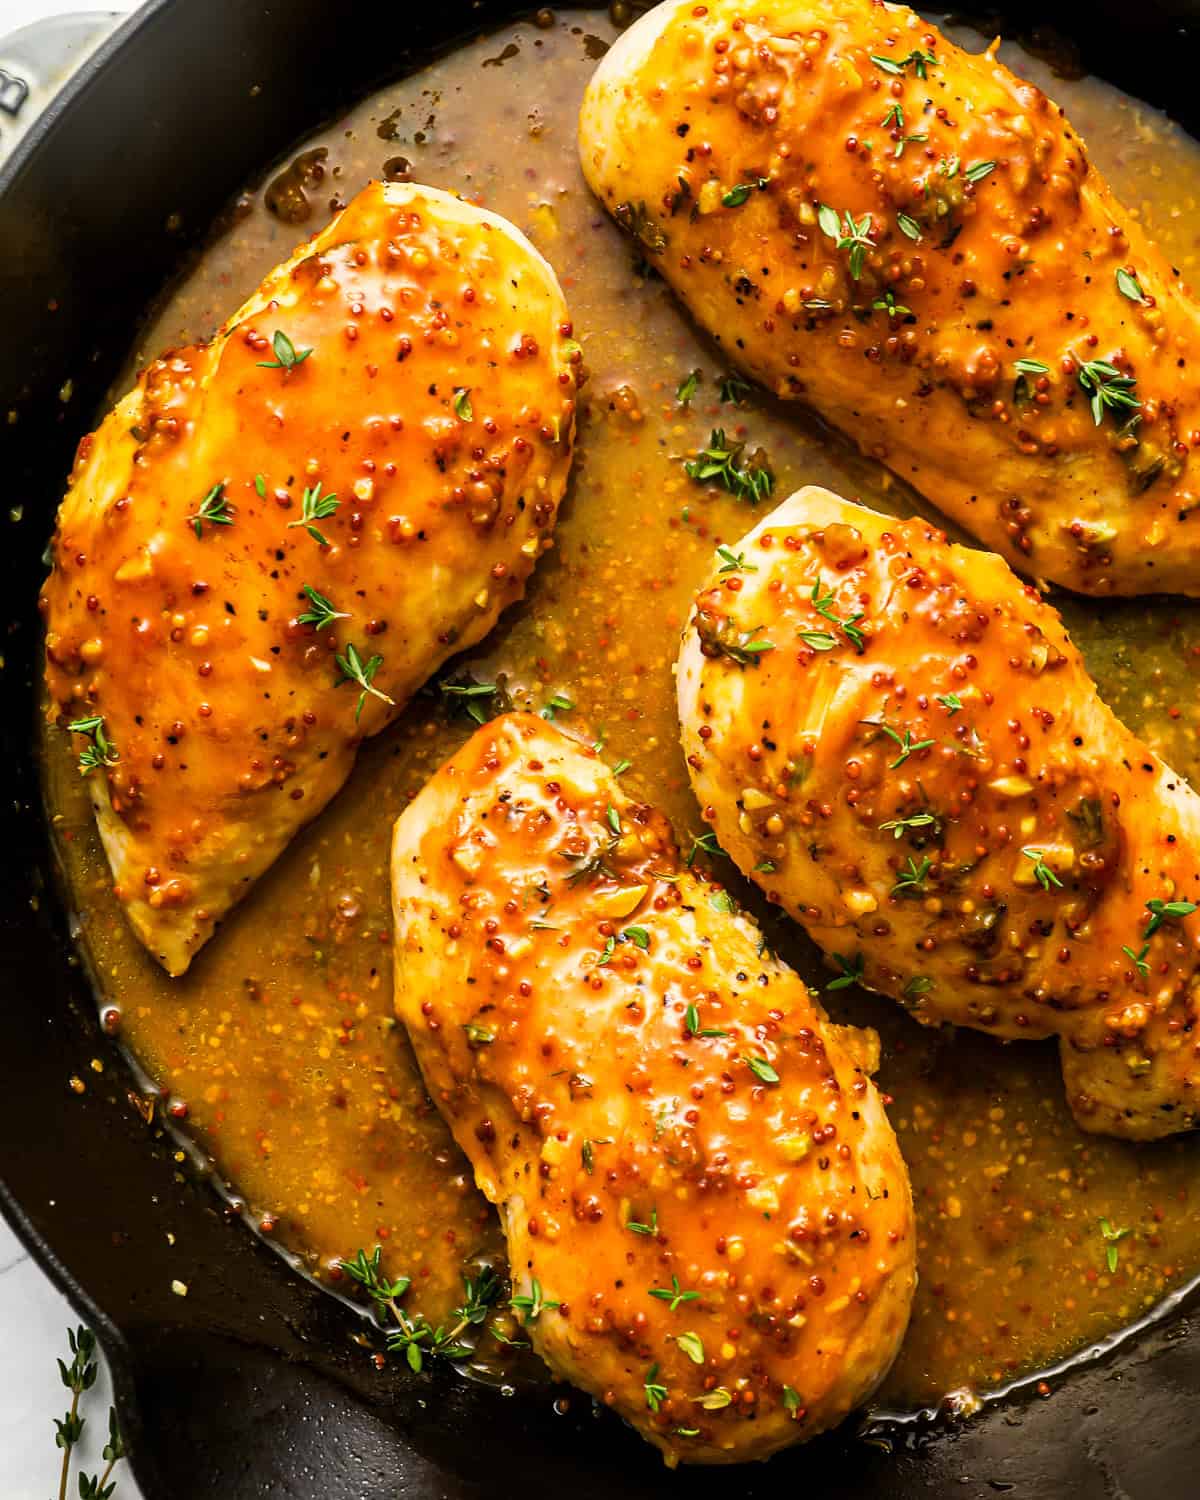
xmin=38 ymin=10 xmax=1200 ymax=1410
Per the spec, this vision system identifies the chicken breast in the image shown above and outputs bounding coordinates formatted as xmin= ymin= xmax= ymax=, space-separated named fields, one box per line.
xmin=580 ymin=0 xmax=1200 ymax=596
xmin=390 ymin=712 xmax=914 ymax=1465
xmin=41 ymin=181 xmax=578 ymax=975
xmin=677 ymin=485 xmax=1200 ymax=1139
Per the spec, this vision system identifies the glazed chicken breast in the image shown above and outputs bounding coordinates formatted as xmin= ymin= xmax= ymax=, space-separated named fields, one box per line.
xmin=677 ymin=486 xmax=1200 ymax=1139
xmin=580 ymin=0 xmax=1200 ymax=596
xmin=41 ymin=181 xmax=578 ymax=975
xmin=390 ymin=713 xmax=915 ymax=1465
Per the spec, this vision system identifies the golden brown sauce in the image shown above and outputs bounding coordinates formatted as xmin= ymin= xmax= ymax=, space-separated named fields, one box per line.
xmin=39 ymin=11 xmax=1200 ymax=1409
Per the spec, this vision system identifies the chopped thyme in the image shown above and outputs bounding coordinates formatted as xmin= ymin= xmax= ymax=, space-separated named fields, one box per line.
xmin=626 ymin=1207 xmax=659 ymax=1236
xmin=674 ymin=1330 xmax=705 ymax=1364
xmin=1022 ymin=847 xmax=1063 ymax=891
xmin=695 ymin=612 xmax=775 ymax=667
xmin=677 ymin=368 xmax=701 ymax=405
xmin=67 ymin=715 xmax=118 ymax=777
xmin=649 ymin=1275 xmax=700 ymax=1312
xmin=896 ymin=212 xmax=923 ymax=242
xmin=872 ymin=290 xmax=912 ymax=319
xmin=892 ymin=132 xmax=928 ymax=160
xmin=719 ymin=375 xmax=751 ymax=405
xmin=722 ymin=177 xmax=769 ymax=208
xmin=1116 ymin=267 xmax=1150 ymax=305
xmin=189 ymin=481 xmax=233 ymax=538
xmin=695 ymin=1388 xmax=731 ymax=1410
xmin=1099 ymin=1217 xmax=1132 ymax=1273
xmin=743 ymin=1053 xmax=780 ymax=1086
xmin=964 ymin=160 xmax=996 ymax=184
xmin=581 ymin=1137 xmax=612 ymax=1174
xmin=684 ymin=1002 xmax=728 ymax=1038
xmin=453 ymin=387 xmax=473 ymax=421
xmin=297 ymin=584 xmax=349 ymax=632
xmin=256 ymin=329 xmax=312 ymax=371
xmin=541 ymin=692 xmax=574 ymax=721
xmin=871 ymin=721 xmax=935 ymax=768
xmin=716 ymin=544 xmax=756 ymax=574
xmin=811 ymin=580 xmax=866 ymax=652
xmin=685 ymin=428 xmax=774 ymax=503
xmin=891 ymin=855 xmax=932 ymax=898
xmin=880 ymin=812 xmax=936 ymax=839
xmin=335 ymin=642 xmax=395 ymax=723
xmin=935 ymin=692 xmax=963 ymax=713
xmin=644 ymin=1364 xmax=668 ymax=1412
xmin=686 ymin=831 xmax=726 ymax=866
xmin=438 ymin=676 xmax=503 ymax=725
xmin=1143 ymin=898 xmax=1197 ymax=938
xmin=869 ymin=47 xmax=935 ymax=78
xmin=1075 ymin=355 xmax=1141 ymax=427
xmin=817 ymin=204 xmax=876 ymax=280
xmin=288 ymin=481 xmax=339 ymax=545
xmin=510 ymin=1278 xmax=560 ymax=1323
xmin=827 ymin=951 xmax=864 ymax=990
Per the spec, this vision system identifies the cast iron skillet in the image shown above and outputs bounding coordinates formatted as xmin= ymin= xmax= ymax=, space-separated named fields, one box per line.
xmin=4 ymin=1 xmax=1200 ymax=1495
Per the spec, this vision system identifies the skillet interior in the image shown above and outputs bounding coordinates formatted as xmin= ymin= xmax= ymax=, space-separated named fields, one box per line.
xmin=5 ymin=0 xmax=1200 ymax=1494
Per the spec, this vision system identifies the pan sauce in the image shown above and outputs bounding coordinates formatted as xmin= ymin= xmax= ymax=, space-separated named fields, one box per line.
xmin=40 ymin=8 xmax=1200 ymax=1410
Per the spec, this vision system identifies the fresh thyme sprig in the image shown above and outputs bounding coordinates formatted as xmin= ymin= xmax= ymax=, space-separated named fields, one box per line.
xmin=827 ymin=951 xmax=864 ymax=991
xmin=870 ymin=47 xmax=935 ymax=78
xmin=1075 ymin=355 xmax=1141 ymax=427
xmin=677 ymin=368 xmax=700 ymax=405
xmin=649 ymin=1275 xmax=701 ymax=1312
xmin=879 ymin=812 xmax=936 ymax=840
xmin=1099 ymin=1217 xmax=1132 ymax=1273
xmin=891 ymin=855 xmax=932 ymax=898
xmin=1022 ymin=847 xmax=1063 ymax=891
xmin=510 ymin=1276 xmax=561 ymax=1323
xmin=341 ymin=1247 xmax=502 ymax=1371
xmin=67 ymin=715 xmax=118 ymax=778
xmin=685 ymin=830 xmax=726 ymax=867
xmin=685 ymin=429 xmax=774 ymax=503
xmin=1122 ymin=897 xmax=1197 ymax=978
xmin=287 ymin=481 xmax=339 ymax=546
xmin=256 ymin=329 xmax=312 ymax=371
xmin=716 ymin=544 xmax=756 ymax=574
xmin=335 ymin=643 xmax=395 ymax=723
xmin=297 ymin=585 xmax=349 ymax=632
xmin=695 ymin=611 xmax=776 ymax=667
xmin=811 ymin=579 xmax=866 ymax=652
xmin=189 ymin=481 xmax=233 ymax=538
xmin=439 ymin=676 xmax=502 ymax=725
xmin=54 ymin=1326 xmax=125 ymax=1500
xmin=817 ymin=205 xmax=876 ymax=280
xmin=869 ymin=720 xmax=935 ymax=768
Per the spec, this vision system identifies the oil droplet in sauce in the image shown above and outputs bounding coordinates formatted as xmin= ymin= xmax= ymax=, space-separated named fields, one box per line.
xmin=39 ymin=11 xmax=1200 ymax=1410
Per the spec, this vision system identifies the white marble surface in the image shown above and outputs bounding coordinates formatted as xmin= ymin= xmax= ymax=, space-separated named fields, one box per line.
xmin=0 ymin=0 xmax=147 ymax=1481
xmin=0 ymin=1217 xmax=147 ymax=1500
